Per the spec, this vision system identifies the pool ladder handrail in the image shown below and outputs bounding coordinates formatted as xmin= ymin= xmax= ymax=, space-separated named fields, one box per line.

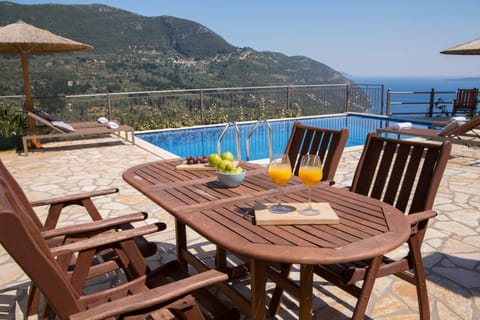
xmin=217 ymin=121 xmax=241 ymax=160
xmin=246 ymin=118 xmax=272 ymax=161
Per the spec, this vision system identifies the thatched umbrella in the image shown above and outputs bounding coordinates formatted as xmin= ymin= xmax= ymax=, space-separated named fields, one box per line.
xmin=441 ymin=38 xmax=480 ymax=55
xmin=0 ymin=20 xmax=93 ymax=137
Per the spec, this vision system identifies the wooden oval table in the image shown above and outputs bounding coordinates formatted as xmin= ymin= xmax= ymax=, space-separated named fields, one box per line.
xmin=123 ymin=159 xmax=410 ymax=319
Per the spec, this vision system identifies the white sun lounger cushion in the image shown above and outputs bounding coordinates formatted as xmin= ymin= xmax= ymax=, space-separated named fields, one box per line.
xmin=392 ymin=122 xmax=413 ymax=130
xmin=439 ymin=119 xmax=459 ymax=136
xmin=51 ymin=121 xmax=75 ymax=132
xmin=107 ymin=121 xmax=120 ymax=129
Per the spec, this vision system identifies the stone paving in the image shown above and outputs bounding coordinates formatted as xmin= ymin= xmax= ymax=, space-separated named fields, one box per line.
xmin=0 ymin=135 xmax=478 ymax=319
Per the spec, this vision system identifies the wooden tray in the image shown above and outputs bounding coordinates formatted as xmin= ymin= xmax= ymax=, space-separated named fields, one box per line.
xmin=175 ymin=162 xmax=216 ymax=171
xmin=175 ymin=160 xmax=239 ymax=171
xmin=253 ymin=202 xmax=340 ymax=225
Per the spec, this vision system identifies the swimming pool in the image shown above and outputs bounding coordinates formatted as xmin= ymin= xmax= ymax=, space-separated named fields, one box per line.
xmin=137 ymin=114 xmax=429 ymax=161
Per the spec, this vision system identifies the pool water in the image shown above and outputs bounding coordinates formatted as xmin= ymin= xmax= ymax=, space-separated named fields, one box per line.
xmin=137 ymin=114 xmax=429 ymax=161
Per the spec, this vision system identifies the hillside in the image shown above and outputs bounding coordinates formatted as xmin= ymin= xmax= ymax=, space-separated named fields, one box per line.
xmin=0 ymin=1 xmax=351 ymax=97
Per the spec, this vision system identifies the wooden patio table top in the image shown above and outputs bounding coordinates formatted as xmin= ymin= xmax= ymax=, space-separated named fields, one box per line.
xmin=123 ymin=159 xmax=410 ymax=319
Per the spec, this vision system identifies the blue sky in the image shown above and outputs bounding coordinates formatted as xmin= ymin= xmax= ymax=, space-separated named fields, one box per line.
xmin=10 ymin=0 xmax=480 ymax=78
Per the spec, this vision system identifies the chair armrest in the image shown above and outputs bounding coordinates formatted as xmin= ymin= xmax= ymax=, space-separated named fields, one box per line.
xmin=41 ymin=212 xmax=150 ymax=239
xmin=406 ymin=210 xmax=437 ymax=225
xmin=68 ymin=269 xmax=228 ymax=320
xmin=50 ymin=223 xmax=164 ymax=256
xmin=30 ymin=188 xmax=119 ymax=207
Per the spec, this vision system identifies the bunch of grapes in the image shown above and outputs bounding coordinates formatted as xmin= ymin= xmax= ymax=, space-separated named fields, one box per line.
xmin=186 ymin=155 xmax=208 ymax=164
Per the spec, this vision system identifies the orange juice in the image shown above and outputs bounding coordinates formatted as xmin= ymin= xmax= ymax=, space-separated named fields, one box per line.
xmin=268 ymin=164 xmax=292 ymax=186
xmin=299 ymin=166 xmax=323 ymax=187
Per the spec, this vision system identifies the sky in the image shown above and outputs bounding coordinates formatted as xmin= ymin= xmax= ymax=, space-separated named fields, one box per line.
xmin=10 ymin=0 xmax=480 ymax=78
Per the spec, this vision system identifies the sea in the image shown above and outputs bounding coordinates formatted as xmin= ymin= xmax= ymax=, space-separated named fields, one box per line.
xmin=351 ymin=76 xmax=480 ymax=115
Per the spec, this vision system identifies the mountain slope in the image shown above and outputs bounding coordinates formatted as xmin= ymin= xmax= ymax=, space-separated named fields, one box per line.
xmin=0 ymin=1 xmax=351 ymax=97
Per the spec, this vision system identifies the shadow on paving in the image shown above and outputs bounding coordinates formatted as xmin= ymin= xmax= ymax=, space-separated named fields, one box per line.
xmin=425 ymin=252 xmax=480 ymax=298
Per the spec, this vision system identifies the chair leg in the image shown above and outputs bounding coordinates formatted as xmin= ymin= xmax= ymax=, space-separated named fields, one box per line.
xmin=352 ymin=256 xmax=382 ymax=320
xmin=409 ymin=238 xmax=431 ymax=320
xmin=27 ymin=283 xmax=41 ymax=316
xmin=268 ymin=263 xmax=292 ymax=316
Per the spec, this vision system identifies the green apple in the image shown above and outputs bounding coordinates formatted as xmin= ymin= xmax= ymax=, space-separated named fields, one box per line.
xmin=218 ymin=159 xmax=234 ymax=172
xmin=208 ymin=153 xmax=222 ymax=167
xmin=231 ymin=166 xmax=244 ymax=174
xmin=220 ymin=151 xmax=235 ymax=162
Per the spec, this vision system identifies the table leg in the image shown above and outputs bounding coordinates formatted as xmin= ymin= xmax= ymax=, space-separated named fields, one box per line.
xmin=299 ymin=264 xmax=314 ymax=320
xmin=250 ymin=259 xmax=266 ymax=319
xmin=175 ymin=218 xmax=188 ymax=269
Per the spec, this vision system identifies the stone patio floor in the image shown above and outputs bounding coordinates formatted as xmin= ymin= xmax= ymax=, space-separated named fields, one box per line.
xmin=0 ymin=135 xmax=478 ymax=319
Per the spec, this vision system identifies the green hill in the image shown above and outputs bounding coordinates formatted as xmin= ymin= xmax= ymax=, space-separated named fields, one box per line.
xmin=0 ymin=1 xmax=351 ymax=97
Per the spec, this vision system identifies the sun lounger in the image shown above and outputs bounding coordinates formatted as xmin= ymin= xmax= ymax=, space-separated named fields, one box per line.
xmin=23 ymin=111 xmax=135 ymax=155
xmin=376 ymin=118 xmax=480 ymax=147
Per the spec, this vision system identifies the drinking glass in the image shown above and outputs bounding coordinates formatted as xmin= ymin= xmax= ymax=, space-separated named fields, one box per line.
xmin=298 ymin=154 xmax=323 ymax=215
xmin=267 ymin=154 xmax=295 ymax=213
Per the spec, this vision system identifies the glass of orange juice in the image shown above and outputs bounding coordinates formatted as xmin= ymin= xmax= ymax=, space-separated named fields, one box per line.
xmin=298 ymin=154 xmax=323 ymax=215
xmin=268 ymin=154 xmax=295 ymax=213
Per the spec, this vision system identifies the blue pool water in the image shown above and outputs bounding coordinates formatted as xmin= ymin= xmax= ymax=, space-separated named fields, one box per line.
xmin=137 ymin=114 xmax=429 ymax=161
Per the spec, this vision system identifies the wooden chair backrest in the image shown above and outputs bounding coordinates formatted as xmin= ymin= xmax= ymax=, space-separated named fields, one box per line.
xmin=0 ymin=162 xmax=82 ymax=318
xmin=0 ymin=160 xmax=46 ymax=229
xmin=351 ymin=133 xmax=451 ymax=214
xmin=453 ymin=88 xmax=478 ymax=116
xmin=284 ymin=121 xmax=349 ymax=180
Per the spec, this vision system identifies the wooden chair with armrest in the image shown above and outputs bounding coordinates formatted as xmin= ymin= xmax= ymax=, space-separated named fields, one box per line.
xmin=0 ymin=159 xmax=158 ymax=315
xmin=269 ymin=132 xmax=451 ymax=320
xmin=452 ymin=88 xmax=478 ymax=117
xmin=0 ymin=161 xmax=239 ymax=320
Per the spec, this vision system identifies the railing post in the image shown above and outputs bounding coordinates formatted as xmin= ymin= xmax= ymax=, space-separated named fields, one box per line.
xmin=286 ymin=86 xmax=291 ymax=112
xmin=345 ymin=84 xmax=350 ymax=112
xmin=200 ymin=89 xmax=204 ymax=125
xmin=428 ymin=88 xmax=435 ymax=117
xmin=380 ymin=84 xmax=385 ymax=115
xmin=386 ymin=88 xmax=392 ymax=116
xmin=107 ymin=93 xmax=112 ymax=120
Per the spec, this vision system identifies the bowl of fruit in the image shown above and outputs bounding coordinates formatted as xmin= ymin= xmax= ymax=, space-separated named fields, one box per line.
xmin=217 ymin=167 xmax=246 ymax=188
xmin=208 ymin=151 xmax=246 ymax=188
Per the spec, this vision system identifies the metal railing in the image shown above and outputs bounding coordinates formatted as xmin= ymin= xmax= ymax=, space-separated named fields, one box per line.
xmin=246 ymin=118 xmax=272 ymax=161
xmin=385 ymin=88 xmax=477 ymax=117
xmin=0 ymin=83 xmax=384 ymax=130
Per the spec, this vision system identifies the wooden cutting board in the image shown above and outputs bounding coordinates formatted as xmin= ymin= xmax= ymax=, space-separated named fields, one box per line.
xmin=175 ymin=162 xmax=216 ymax=170
xmin=175 ymin=160 xmax=239 ymax=171
xmin=253 ymin=202 xmax=340 ymax=225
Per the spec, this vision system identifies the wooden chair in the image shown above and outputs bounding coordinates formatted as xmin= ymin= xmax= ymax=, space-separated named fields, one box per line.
xmin=0 ymin=159 xmax=160 ymax=315
xmin=0 ymin=160 xmax=239 ymax=320
xmin=269 ymin=132 xmax=451 ymax=320
xmin=285 ymin=121 xmax=349 ymax=181
xmin=452 ymin=88 xmax=478 ymax=117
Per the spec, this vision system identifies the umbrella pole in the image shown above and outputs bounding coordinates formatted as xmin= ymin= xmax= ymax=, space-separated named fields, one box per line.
xmin=21 ymin=52 xmax=42 ymax=149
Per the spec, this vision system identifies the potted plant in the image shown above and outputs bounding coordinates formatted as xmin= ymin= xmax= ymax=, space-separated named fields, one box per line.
xmin=0 ymin=104 xmax=25 ymax=150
